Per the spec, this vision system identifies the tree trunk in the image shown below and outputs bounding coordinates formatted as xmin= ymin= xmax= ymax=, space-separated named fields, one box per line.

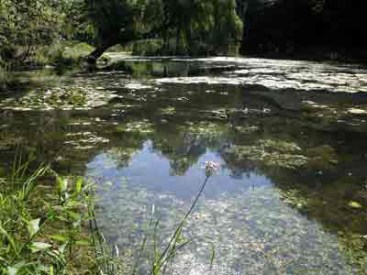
xmin=175 ymin=28 xmax=180 ymax=55
xmin=85 ymin=43 xmax=114 ymax=66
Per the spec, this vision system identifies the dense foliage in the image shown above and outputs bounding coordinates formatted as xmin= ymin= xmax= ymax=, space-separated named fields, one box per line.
xmin=85 ymin=0 xmax=243 ymax=62
xmin=0 ymin=0 xmax=64 ymax=67
xmin=1 ymin=0 xmax=366 ymax=68
xmin=160 ymin=0 xmax=243 ymax=55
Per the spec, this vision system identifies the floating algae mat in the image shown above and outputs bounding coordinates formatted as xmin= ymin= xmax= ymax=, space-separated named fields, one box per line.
xmin=0 ymin=85 xmax=118 ymax=110
xmin=1 ymin=57 xmax=366 ymax=274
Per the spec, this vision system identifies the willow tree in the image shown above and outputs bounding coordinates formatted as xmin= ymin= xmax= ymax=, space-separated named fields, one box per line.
xmin=210 ymin=0 xmax=244 ymax=53
xmin=159 ymin=0 xmax=243 ymax=55
xmin=85 ymin=0 xmax=162 ymax=64
xmin=84 ymin=0 xmax=243 ymax=62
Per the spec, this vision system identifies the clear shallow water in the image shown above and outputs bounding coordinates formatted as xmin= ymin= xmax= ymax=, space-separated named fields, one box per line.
xmin=0 ymin=56 xmax=367 ymax=274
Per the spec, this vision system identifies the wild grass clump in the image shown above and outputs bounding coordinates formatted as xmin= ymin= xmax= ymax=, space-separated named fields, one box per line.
xmin=0 ymin=157 xmax=100 ymax=274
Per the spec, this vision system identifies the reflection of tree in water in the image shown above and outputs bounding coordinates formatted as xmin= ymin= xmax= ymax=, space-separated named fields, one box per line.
xmin=153 ymin=133 xmax=207 ymax=176
xmin=151 ymin=121 xmax=230 ymax=175
xmin=105 ymin=139 xmax=144 ymax=168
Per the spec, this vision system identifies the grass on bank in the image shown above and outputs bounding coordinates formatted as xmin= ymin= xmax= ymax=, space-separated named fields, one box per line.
xmin=0 ymin=158 xmax=101 ymax=274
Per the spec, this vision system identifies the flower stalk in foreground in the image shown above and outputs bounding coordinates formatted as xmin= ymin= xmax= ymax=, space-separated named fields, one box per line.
xmin=205 ymin=161 xmax=220 ymax=177
xmin=152 ymin=161 xmax=220 ymax=274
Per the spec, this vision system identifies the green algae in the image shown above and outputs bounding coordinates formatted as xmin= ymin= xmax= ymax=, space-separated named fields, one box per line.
xmin=258 ymin=139 xmax=302 ymax=153
xmin=0 ymin=86 xmax=117 ymax=110
xmin=115 ymin=120 xmax=154 ymax=134
xmin=225 ymin=139 xmax=308 ymax=169
xmin=280 ymin=189 xmax=310 ymax=210
xmin=305 ymin=145 xmax=338 ymax=170
xmin=159 ymin=106 xmax=176 ymax=115
xmin=64 ymin=132 xmax=110 ymax=150
xmin=180 ymin=121 xmax=228 ymax=137
xmin=224 ymin=140 xmax=342 ymax=170
xmin=234 ymin=125 xmax=259 ymax=134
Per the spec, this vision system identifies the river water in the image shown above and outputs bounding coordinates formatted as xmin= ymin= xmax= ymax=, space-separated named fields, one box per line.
xmin=0 ymin=56 xmax=366 ymax=274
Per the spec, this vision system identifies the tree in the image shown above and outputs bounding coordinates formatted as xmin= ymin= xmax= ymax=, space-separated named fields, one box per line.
xmin=84 ymin=0 xmax=162 ymax=64
xmin=160 ymin=0 xmax=243 ymax=55
xmin=0 ymin=0 xmax=63 ymax=67
xmin=84 ymin=0 xmax=243 ymax=63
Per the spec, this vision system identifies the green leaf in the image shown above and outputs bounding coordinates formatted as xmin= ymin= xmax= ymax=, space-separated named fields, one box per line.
xmin=7 ymin=261 xmax=27 ymax=275
xmin=75 ymin=177 xmax=83 ymax=194
xmin=58 ymin=243 xmax=67 ymax=254
xmin=27 ymin=218 xmax=41 ymax=238
xmin=67 ymin=211 xmax=81 ymax=221
xmin=0 ymin=224 xmax=18 ymax=254
xmin=50 ymin=234 xmax=68 ymax=242
xmin=30 ymin=242 xmax=52 ymax=253
xmin=7 ymin=267 xmax=18 ymax=275
xmin=57 ymin=177 xmax=68 ymax=195
xmin=75 ymin=240 xmax=90 ymax=246
xmin=65 ymin=200 xmax=82 ymax=208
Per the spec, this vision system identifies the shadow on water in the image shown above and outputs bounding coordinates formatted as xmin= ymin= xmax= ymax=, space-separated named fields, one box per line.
xmin=0 ymin=57 xmax=366 ymax=273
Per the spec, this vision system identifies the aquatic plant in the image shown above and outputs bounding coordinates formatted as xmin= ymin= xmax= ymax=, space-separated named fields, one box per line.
xmin=180 ymin=121 xmax=228 ymax=139
xmin=116 ymin=120 xmax=154 ymax=134
xmin=225 ymin=139 xmax=308 ymax=169
xmin=234 ymin=125 xmax=259 ymax=134
xmin=305 ymin=145 xmax=338 ymax=170
xmin=159 ymin=106 xmax=176 ymax=116
xmin=64 ymin=132 xmax=110 ymax=151
xmin=0 ymin=85 xmax=117 ymax=111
